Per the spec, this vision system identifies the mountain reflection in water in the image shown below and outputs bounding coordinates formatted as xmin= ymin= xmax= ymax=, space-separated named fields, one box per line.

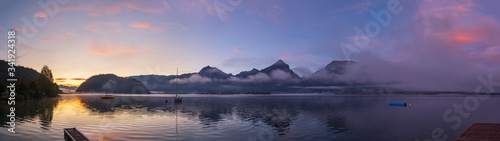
xmin=2 ymin=94 xmax=500 ymax=140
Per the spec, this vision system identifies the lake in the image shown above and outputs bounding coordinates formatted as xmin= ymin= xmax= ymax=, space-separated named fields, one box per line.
xmin=1 ymin=94 xmax=499 ymax=141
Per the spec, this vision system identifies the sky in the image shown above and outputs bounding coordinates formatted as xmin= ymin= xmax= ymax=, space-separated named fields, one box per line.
xmin=0 ymin=0 xmax=499 ymax=90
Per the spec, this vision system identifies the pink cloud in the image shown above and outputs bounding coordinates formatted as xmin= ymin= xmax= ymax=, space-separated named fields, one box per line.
xmin=122 ymin=1 xmax=172 ymax=14
xmin=13 ymin=28 xmax=34 ymax=32
xmin=162 ymin=22 xmax=190 ymax=31
xmin=130 ymin=23 xmax=155 ymax=30
xmin=39 ymin=34 xmax=70 ymax=42
xmin=85 ymin=22 xmax=120 ymax=32
xmin=61 ymin=0 xmax=172 ymax=15
xmin=65 ymin=31 xmax=77 ymax=36
xmin=426 ymin=0 xmax=478 ymax=13
xmin=40 ymin=37 xmax=53 ymax=41
xmin=85 ymin=41 xmax=149 ymax=56
xmin=34 ymin=12 xmax=47 ymax=18
xmin=85 ymin=44 xmax=135 ymax=56
xmin=348 ymin=0 xmax=500 ymax=91
xmin=415 ymin=0 xmax=500 ymax=63
xmin=431 ymin=26 xmax=500 ymax=52
xmin=234 ymin=46 xmax=242 ymax=52
xmin=88 ymin=13 xmax=99 ymax=16
xmin=129 ymin=22 xmax=189 ymax=32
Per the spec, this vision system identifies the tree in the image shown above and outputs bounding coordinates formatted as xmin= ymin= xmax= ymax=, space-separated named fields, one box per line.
xmin=40 ymin=65 xmax=54 ymax=82
xmin=16 ymin=80 xmax=28 ymax=100
xmin=37 ymin=65 xmax=58 ymax=97
xmin=28 ymin=80 xmax=42 ymax=99
xmin=0 ymin=81 xmax=5 ymax=93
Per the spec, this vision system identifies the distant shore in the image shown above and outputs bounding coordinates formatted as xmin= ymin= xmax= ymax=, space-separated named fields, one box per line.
xmin=58 ymin=91 xmax=500 ymax=95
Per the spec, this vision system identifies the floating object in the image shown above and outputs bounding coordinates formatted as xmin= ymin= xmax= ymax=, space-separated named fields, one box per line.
xmin=388 ymin=102 xmax=407 ymax=107
xmin=174 ymin=95 xmax=183 ymax=102
xmin=101 ymin=96 xmax=114 ymax=99
xmin=64 ymin=128 xmax=89 ymax=141
xmin=165 ymin=99 xmax=168 ymax=103
xmin=456 ymin=123 xmax=500 ymax=141
xmin=174 ymin=68 xmax=183 ymax=102
xmin=101 ymin=86 xmax=114 ymax=99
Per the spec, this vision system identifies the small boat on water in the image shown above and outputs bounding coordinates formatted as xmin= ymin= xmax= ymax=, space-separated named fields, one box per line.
xmin=174 ymin=68 xmax=182 ymax=102
xmin=101 ymin=86 xmax=114 ymax=99
xmin=101 ymin=96 xmax=114 ymax=99
xmin=388 ymin=102 xmax=410 ymax=107
xmin=174 ymin=95 xmax=182 ymax=102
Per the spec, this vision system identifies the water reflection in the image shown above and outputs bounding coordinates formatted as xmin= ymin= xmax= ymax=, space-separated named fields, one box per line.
xmin=67 ymin=95 xmax=353 ymax=136
xmin=3 ymin=94 xmax=499 ymax=140
xmin=2 ymin=95 xmax=353 ymax=135
xmin=1 ymin=97 xmax=59 ymax=130
xmin=326 ymin=115 xmax=347 ymax=134
xmin=78 ymin=96 xmax=174 ymax=113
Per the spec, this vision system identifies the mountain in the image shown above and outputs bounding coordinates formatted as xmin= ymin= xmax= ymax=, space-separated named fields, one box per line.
xmin=76 ymin=74 xmax=151 ymax=94
xmin=124 ymin=60 xmax=303 ymax=93
xmin=306 ymin=60 xmax=356 ymax=85
xmin=58 ymin=85 xmax=78 ymax=90
xmin=313 ymin=60 xmax=355 ymax=75
xmin=121 ymin=59 xmax=407 ymax=94
xmin=58 ymin=85 xmax=78 ymax=93
xmin=0 ymin=60 xmax=40 ymax=83
xmin=198 ymin=66 xmax=231 ymax=79
xmin=78 ymin=60 xmax=370 ymax=94
xmin=235 ymin=68 xmax=260 ymax=78
xmin=260 ymin=60 xmax=301 ymax=79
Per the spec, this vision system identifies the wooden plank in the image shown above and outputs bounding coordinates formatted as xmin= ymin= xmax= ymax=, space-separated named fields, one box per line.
xmin=64 ymin=128 xmax=90 ymax=141
xmin=456 ymin=123 xmax=500 ymax=141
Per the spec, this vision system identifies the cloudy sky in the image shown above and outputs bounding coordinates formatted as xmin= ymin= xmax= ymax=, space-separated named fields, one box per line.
xmin=1 ymin=0 xmax=499 ymax=89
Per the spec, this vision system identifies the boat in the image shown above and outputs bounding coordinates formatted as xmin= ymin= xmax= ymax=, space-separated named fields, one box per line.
xmin=388 ymin=102 xmax=407 ymax=107
xmin=174 ymin=95 xmax=183 ymax=102
xmin=174 ymin=68 xmax=182 ymax=102
xmin=63 ymin=128 xmax=89 ymax=141
xmin=101 ymin=86 xmax=114 ymax=99
xmin=101 ymin=96 xmax=114 ymax=99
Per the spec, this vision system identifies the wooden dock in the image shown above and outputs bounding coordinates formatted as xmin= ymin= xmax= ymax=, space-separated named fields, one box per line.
xmin=456 ymin=123 xmax=500 ymax=141
xmin=64 ymin=128 xmax=89 ymax=141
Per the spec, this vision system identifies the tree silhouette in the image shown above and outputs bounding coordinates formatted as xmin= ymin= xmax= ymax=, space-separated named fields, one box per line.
xmin=37 ymin=65 xmax=58 ymax=97
xmin=40 ymin=65 xmax=54 ymax=82
xmin=0 ymin=81 xmax=5 ymax=93
xmin=28 ymin=80 xmax=42 ymax=98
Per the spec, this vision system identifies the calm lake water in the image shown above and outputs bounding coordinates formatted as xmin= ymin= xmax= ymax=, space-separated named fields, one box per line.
xmin=1 ymin=94 xmax=499 ymax=141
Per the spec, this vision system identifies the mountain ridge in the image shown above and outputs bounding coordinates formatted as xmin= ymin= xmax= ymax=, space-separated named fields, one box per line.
xmin=76 ymin=74 xmax=151 ymax=94
xmin=80 ymin=59 xmax=359 ymax=94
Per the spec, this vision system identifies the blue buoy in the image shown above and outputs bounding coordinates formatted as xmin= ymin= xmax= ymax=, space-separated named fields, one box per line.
xmin=388 ymin=102 xmax=407 ymax=107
